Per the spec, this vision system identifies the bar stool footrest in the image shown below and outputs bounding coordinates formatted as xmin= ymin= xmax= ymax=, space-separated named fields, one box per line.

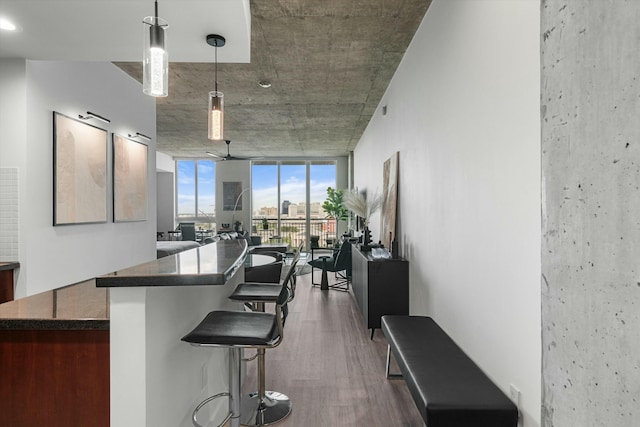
xmin=193 ymin=392 xmax=232 ymax=427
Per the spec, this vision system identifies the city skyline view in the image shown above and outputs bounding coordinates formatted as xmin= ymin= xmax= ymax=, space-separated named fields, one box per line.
xmin=176 ymin=160 xmax=337 ymax=220
xmin=251 ymin=162 xmax=336 ymax=217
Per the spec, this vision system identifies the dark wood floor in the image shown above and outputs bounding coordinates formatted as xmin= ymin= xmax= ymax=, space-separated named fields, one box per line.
xmin=239 ymin=270 xmax=425 ymax=427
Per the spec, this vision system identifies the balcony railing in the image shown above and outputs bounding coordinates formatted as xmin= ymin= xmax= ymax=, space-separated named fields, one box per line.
xmin=250 ymin=218 xmax=338 ymax=250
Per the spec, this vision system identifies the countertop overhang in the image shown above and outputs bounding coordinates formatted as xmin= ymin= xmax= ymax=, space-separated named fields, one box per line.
xmin=0 ymin=262 xmax=20 ymax=272
xmin=0 ymin=279 xmax=109 ymax=330
xmin=96 ymin=239 xmax=248 ymax=288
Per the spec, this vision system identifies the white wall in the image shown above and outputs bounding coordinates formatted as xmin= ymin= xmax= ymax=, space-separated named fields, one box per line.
xmin=354 ymin=1 xmax=541 ymax=426
xmin=156 ymin=151 xmax=175 ymax=234
xmin=0 ymin=60 xmax=156 ymax=297
xmin=0 ymin=60 xmax=27 ymax=267
xmin=157 ymin=171 xmax=175 ymax=235
xmin=156 ymin=151 xmax=174 ymax=173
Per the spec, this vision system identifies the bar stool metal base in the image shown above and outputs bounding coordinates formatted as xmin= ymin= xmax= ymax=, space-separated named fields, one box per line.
xmin=240 ymin=391 xmax=292 ymax=426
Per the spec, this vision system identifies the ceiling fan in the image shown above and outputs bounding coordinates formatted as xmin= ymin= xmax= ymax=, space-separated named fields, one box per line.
xmin=206 ymin=140 xmax=260 ymax=161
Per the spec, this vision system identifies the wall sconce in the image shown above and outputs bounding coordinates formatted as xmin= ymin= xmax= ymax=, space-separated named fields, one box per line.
xmin=206 ymin=34 xmax=225 ymax=141
xmin=128 ymin=132 xmax=152 ymax=141
xmin=142 ymin=0 xmax=168 ymax=97
xmin=78 ymin=111 xmax=111 ymax=124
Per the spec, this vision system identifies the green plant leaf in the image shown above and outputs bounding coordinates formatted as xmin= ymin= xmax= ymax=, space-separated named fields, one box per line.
xmin=322 ymin=187 xmax=349 ymax=221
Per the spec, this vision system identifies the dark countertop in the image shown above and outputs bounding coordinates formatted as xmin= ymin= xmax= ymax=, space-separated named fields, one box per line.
xmin=0 ymin=262 xmax=20 ymax=272
xmin=0 ymin=240 xmax=247 ymax=330
xmin=0 ymin=279 xmax=109 ymax=330
xmin=96 ymin=239 xmax=248 ymax=288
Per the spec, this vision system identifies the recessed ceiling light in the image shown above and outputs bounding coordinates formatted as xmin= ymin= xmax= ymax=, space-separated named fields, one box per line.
xmin=0 ymin=17 xmax=18 ymax=32
xmin=258 ymin=80 xmax=272 ymax=88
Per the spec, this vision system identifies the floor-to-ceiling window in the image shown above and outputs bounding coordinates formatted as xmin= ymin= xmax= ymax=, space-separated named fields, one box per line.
xmin=309 ymin=161 xmax=339 ymax=245
xmin=176 ymin=159 xmax=216 ymax=229
xmin=252 ymin=160 xmax=337 ymax=249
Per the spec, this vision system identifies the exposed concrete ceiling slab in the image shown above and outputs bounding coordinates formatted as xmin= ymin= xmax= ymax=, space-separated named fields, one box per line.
xmin=117 ymin=0 xmax=430 ymax=159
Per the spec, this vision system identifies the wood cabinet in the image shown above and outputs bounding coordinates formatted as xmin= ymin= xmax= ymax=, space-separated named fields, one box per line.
xmin=0 ymin=329 xmax=110 ymax=427
xmin=351 ymin=245 xmax=409 ymax=338
xmin=0 ymin=280 xmax=109 ymax=427
xmin=0 ymin=262 xmax=19 ymax=304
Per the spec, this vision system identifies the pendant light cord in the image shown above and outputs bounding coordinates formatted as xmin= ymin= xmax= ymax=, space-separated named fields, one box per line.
xmin=154 ymin=0 xmax=158 ymax=20
xmin=214 ymin=43 xmax=218 ymax=93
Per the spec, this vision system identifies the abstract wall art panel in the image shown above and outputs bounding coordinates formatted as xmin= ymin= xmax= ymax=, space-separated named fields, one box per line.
xmin=53 ymin=112 xmax=108 ymax=225
xmin=113 ymin=134 xmax=148 ymax=222
xmin=380 ymin=151 xmax=399 ymax=249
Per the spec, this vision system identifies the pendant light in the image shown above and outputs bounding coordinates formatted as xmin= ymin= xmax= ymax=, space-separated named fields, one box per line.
xmin=142 ymin=0 xmax=168 ymax=97
xmin=207 ymin=34 xmax=225 ymax=141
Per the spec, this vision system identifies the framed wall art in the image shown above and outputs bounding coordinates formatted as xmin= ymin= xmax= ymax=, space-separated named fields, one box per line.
xmin=53 ymin=112 xmax=108 ymax=225
xmin=380 ymin=151 xmax=399 ymax=249
xmin=223 ymin=181 xmax=243 ymax=211
xmin=113 ymin=134 xmax=148 ymax=222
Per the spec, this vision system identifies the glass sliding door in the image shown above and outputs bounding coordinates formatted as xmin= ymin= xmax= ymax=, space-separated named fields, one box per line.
xmin=251 ymin=162 xmax=278 ymax=241
xmin=280 ymin=161 xmax=306 ymax=247
xmin=251 ymin=160 xmax=336 ymax=249
xmin=197 ymin=160 xmax=216 ymax=224
xmin=310 ymin=161 xmax=338 ymax=247
xmin=176 ymin=160 xmax=196 ymax=220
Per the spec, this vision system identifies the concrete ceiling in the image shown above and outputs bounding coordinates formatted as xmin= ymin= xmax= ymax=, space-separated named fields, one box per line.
xmin=0 ymin=0 xmax=431 ymax=159
xmin=118 ymin=0 xmax=431 ymax=159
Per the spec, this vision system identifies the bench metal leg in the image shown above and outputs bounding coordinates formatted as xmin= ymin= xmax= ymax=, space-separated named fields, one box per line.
xmin=385 ymin=345 xmax=403 ymax=380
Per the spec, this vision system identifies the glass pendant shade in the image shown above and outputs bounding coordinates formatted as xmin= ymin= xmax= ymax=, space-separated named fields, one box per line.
xmin=142 ymin=16 xmax=168 ymax=97
xmin=208 ymin=91 xmax=224 ymax=140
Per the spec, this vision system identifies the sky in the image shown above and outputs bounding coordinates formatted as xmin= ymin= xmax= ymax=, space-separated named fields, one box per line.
xmin=251 ymin=163 xmax=336 ymax=211
xmin=177 ymin=160 xmax=336 ymax=216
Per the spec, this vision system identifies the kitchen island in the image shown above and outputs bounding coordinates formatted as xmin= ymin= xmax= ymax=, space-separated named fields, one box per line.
xmin=96 ymin=239 xmax=248 ymax=427
xmin=0 ymin=239 xmax=248 ymax=427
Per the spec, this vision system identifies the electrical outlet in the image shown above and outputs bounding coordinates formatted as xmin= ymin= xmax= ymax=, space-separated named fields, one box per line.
xmin=509 ymin=384 xmax=520 ymax=406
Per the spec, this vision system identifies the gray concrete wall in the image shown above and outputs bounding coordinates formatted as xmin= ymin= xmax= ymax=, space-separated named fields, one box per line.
xmin=541 ymin=2 xmax=640 ymax=426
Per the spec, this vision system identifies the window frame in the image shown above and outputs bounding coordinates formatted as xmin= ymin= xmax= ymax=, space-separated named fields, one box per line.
xmin=174 ymin=158 xmax=216 ymax=224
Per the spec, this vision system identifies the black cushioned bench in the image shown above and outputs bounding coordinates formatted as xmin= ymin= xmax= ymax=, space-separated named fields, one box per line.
xmin=381 ymin=315 xmax=518 ymax=427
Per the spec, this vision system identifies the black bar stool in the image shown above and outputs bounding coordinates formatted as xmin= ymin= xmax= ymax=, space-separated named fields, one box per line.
xmin=228 ymin=255 xmax=301 ymax=426
xmin=182 ymin=281 xmax=291 ymax=427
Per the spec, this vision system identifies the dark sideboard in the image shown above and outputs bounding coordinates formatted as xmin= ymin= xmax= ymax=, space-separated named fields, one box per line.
xmin=351 ymin=245 xmax=409 ymax=339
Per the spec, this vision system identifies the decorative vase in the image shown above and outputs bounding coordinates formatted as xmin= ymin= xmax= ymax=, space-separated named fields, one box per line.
xmin=360 ymin=227 xmax=373 ymax=251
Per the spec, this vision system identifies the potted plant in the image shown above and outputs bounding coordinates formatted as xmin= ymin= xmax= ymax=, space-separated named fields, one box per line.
xmin=322 ymin=187 xmax=348 ymax=220
xmin=262 ymin=218 xmax=269 ymax=230
xmin=322 ymin=187 xmax=349 ymax=243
